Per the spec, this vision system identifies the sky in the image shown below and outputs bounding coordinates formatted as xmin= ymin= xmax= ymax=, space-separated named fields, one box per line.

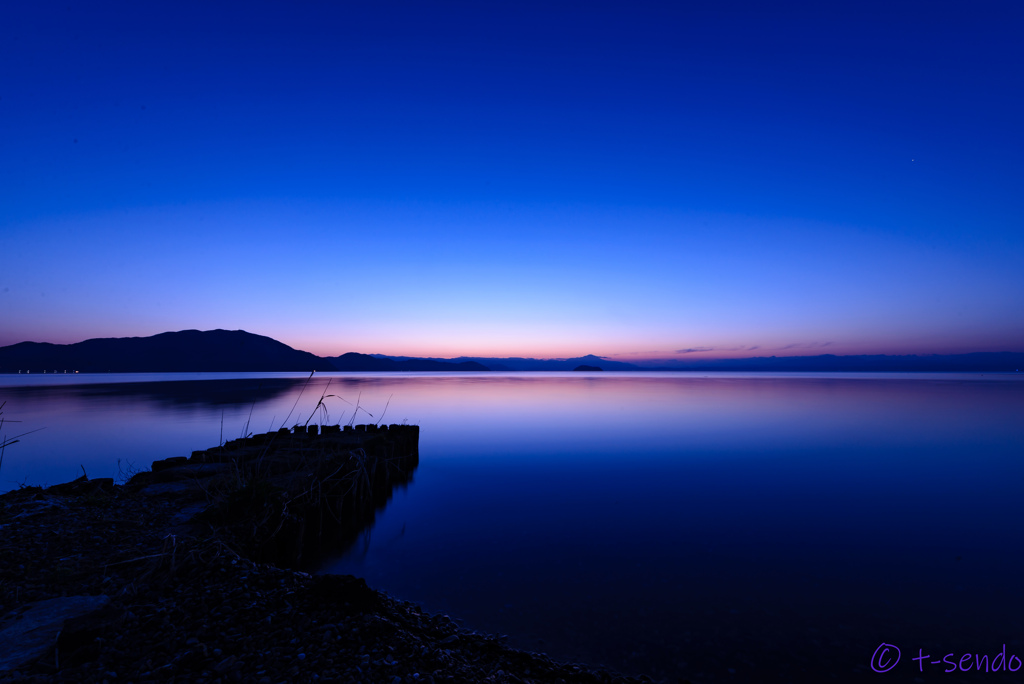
xmin=1 ymin=1 xmax=1022 ymax=360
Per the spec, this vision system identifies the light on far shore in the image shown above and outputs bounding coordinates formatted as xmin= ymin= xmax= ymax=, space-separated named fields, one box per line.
xmin=16 ymin=370 xmax=78 ymax=374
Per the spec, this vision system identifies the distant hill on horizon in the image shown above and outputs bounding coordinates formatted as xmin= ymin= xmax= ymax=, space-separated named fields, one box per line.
xmin=1 ymin=330 xmax=1022 ymax=374
xmin=326 ymin=352 xmax=490 ymax=373
xmin=0 ymin=330 xmax=491 ymax=373
xmin=0 ymin=330 xmax=336 ymax=373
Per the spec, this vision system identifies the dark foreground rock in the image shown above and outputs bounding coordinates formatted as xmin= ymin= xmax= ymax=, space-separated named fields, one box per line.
xmin=0 ymin=595 xmax=111 ymax=672
xmin=0 ymin=448 xmax=657 ymax=683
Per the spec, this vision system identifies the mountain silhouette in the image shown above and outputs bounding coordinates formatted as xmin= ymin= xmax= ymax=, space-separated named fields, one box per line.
xmin=2 ymin=331 xmax=1021 ymax=374
xmin=0 ymin=330 xmax=488 ymax=373
xmin=0 ymin=330 xmax=334 ymax=373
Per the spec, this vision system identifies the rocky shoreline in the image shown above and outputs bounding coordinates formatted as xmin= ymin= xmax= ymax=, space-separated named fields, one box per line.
xmin=0 ymin=426 xmax=660 ymax=684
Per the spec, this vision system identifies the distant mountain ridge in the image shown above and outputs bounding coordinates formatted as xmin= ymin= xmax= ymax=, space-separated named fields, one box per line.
xmin=1 ymin=330 xmax=1021 ymax=373
xmin=636 ymin=352 xmax=1024 ymax=373
xmin=370 ymin=351 xmax=1024 ymax=372
xmin=0 ymin=330 xmax=490 ymax=373
xmin=326 ymin=353 xmax=489 ymax=372
xmin=370 ymin=353 xmax=641 ymax=372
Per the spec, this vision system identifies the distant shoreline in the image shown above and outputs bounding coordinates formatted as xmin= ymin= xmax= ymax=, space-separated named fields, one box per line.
xmin=2 ymin=329 xmax=1022 ymax=374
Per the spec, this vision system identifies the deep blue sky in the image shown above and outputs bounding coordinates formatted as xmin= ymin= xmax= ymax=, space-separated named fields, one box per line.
xmin=2 ymin=2 xmax=1022 ymax=359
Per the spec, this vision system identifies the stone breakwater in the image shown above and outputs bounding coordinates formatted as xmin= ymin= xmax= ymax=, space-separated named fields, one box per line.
xmin=0 ymin=424 xmax=658 ymax=683
xmin=150 ymin=423 xmax=421 ymax=568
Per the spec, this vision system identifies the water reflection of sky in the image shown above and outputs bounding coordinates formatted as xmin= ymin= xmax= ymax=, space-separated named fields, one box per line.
xmin=2 ymin=372 xmax=1023 ymax=682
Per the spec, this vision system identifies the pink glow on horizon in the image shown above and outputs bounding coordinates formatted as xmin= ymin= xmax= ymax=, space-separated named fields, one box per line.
xmin=1 ymin=322 xmax=1021 ymax=363
xmin=287 ymin=336 xmax=1024 ymax=363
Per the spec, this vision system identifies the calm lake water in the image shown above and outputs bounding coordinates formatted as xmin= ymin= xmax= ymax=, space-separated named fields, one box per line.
xmin=2 ymin=372 xmax=1023 ymax=682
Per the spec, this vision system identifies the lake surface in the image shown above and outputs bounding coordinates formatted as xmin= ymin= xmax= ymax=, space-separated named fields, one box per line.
xmin=2 ymin=372 xmax=1023 ymax=682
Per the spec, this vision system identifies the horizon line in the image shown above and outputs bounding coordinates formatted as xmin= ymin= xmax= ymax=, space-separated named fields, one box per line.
xmin=2 ymin=329 xmax=1023 ymax=364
